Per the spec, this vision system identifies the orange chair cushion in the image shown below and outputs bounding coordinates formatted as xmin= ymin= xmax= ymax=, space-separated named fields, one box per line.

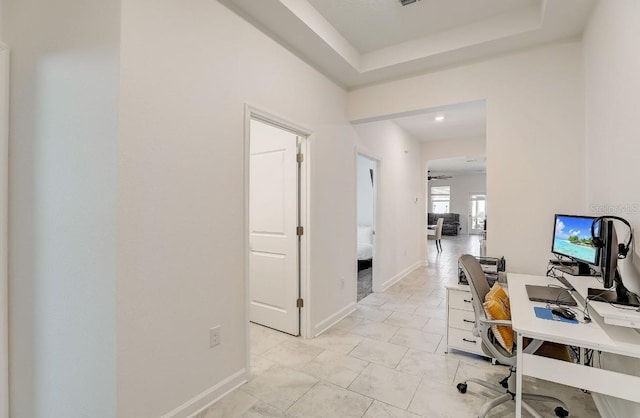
xmin=487 ymin=281 xmax=510 ymax=311
xmin=483 ymin=283 xmax=514 ymax=354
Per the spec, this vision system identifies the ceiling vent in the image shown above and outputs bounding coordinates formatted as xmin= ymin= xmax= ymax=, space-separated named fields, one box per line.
xmin=400 ymin=0 xmax=419 ymax=6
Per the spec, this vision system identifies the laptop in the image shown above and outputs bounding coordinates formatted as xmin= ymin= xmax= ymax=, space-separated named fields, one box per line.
xmin=525 ymin=285 xmax=577 ymax=306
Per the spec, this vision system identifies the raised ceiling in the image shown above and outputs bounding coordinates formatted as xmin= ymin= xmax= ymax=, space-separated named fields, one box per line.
xmin=429 ymin=157 xmax=487 ymax=175
xmin=306 ymin=0 xmax=537 ymax=54
xmin=219 ymin=0 xmax=596 ymax=89
xmin=395 ymin=101 xmax=486 ymax=175
xmin=391 ymin=100 xmax=486 ymax=142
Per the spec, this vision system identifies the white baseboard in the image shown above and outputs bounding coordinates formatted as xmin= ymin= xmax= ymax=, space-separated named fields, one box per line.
xmin=161 ymin=368 xmax=248 ymax=418
xmin=380 ymin=260 xmax=423 ymax=292
xmin=313 ymin=302 xmax=357 ymax=337
xmin=311 ymin=260 xmax=423 ymax=337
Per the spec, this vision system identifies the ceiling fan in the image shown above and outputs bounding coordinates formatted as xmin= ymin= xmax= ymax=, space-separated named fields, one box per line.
xmin=427 ymin=171 xmax=453 ymax=181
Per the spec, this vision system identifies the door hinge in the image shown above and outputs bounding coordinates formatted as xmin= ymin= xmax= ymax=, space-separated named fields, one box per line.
xmin=296 ymin=153 xmax=304 ymax=163
xmin=296 ymin=226 xmax=304 ymax=236
xmin=296 ymin=298 xmax=304 ymax=308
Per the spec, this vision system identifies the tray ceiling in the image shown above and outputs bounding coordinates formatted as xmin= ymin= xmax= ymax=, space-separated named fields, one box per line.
xmin=219 ymin=0 xmax=596 ymax=89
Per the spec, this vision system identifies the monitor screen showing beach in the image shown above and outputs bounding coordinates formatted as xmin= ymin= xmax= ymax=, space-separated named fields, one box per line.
xmin=553 ymin=215 xmax=598 ymax=264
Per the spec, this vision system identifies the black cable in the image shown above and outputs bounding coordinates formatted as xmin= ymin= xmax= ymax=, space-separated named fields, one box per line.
xmin=544 ymin=283 xmax=577 ymax=306
xmin=586 ymin=349 xmax=594 ymax=366
xmin=546 ymin=264 xmax=555 ymax=277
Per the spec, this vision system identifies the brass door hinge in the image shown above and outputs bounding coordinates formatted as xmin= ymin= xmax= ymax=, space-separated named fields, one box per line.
xmin=296 ymin=298 xmax=304 ymax=308
xmin=296 ymin=226 xmax=304 ymax=236
xmin=296 ymin=153 xmax=304 ymax=163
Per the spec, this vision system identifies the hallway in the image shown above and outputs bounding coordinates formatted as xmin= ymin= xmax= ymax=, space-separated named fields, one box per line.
xmin=198 ymin=234 xmax=598 ymax=417
xmin=426 ymin=234 xmax=482 ymax=280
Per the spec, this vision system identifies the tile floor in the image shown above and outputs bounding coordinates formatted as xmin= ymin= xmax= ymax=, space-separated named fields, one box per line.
xmin=198 ymin=235 xmax=600 ymax=417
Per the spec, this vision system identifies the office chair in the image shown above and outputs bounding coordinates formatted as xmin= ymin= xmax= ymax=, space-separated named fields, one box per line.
xmin=427 ymin=217 xmax=444 ymax=252
xmin=456 ymin=254 xmax=570 ymax=418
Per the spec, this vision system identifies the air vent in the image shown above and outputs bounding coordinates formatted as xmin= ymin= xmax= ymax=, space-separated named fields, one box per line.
xmin=400 ymin=0 xmax=419 ymax=6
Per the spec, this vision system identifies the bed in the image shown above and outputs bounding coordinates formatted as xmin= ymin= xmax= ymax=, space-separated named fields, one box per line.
xmin=358 ymin=225 xmax=373 ymax=270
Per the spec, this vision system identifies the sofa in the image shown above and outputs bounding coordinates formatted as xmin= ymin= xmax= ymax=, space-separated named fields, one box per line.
xmin=428 ymin=213 xmax=461 ymax=236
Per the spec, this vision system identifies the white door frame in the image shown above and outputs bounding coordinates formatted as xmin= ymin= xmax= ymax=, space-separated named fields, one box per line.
xmin=355 ymin=149 xmax=381 ymax=293
xmin=243 ymin=105 xmax=311 ymax=365
xmin=0 ymin=43 xmax=9 ymax=418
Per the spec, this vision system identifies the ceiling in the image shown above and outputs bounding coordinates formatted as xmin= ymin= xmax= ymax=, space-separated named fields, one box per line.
xmin=390 ymin=100 xmax=486 ymax=142
xmin=395 ymin=100 xmax=487 ymax=175
xmin=358 ymin=100 xmax=487 ymax=174
xmin=219 ymin=0 xmax=596 ymax=89
xmin=429 ymin=156 xmax=486 ymax=176
xmin=307 ymin=0 xmax=537 ymax=54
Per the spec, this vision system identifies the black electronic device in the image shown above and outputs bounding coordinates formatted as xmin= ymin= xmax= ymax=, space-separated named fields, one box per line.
xmin=588 ymin=218 xmax=640 ymax=307
xmin=525 ymin=285 xmax=577 ymax=307
xmin=548 ymin=259 xmax=577 ymax=267
xmin=551 ymin=307 xmax=576 ymax=320
xmin=590 ymin=215 xmax=633 ymax=258
xmin=551 ymin=214 xmax=600 ymax=276
xmin=458 ymin=256 xmax=505 ymax=285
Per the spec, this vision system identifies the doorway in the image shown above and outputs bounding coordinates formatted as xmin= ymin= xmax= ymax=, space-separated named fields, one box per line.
xmin=468 ymin=193 xmax=486 ymax=235
xmin=247 ymin=111 xmax=309 ymax=337
xmin=357 ymin=154 xmax=377 ymax=302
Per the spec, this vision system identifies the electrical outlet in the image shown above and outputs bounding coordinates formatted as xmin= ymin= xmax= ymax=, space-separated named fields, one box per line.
xmin=210 ymin=326 xmax=221 ymax=348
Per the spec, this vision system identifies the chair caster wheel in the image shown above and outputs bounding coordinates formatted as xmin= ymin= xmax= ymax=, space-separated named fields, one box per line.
xmin=457 ymin=383 xmax=467 ymax=393
xmin=554 ymin=406 xmax=569 ymax=417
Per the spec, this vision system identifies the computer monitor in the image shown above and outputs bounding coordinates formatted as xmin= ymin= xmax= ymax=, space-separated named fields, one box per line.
xmin=551 ymin=214 xmax=600 ymax=275
xmin=601 ymin=219 xmax=618 ymax=289
xmin=588 ymin=219 xmax=640 ymax=307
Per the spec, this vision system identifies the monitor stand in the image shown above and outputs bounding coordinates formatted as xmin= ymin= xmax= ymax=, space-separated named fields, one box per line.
xmin=556 ymin=261 xmax=594 ymax=276
xmin=588 ymin=284 xmax=640 ymax=307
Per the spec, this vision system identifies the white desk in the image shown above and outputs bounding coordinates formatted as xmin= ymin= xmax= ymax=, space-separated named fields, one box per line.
xmin=507 ymin=273 xmax=640 ymax=418
xmin=567 ymin=275 xmax=640 ymax=329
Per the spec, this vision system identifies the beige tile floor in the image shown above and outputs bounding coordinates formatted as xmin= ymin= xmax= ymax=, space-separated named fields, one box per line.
xmin=198 ymin=235 xmax=600 ymax=417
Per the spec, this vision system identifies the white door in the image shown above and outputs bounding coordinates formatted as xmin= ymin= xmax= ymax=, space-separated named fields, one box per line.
xmin=468 ymin=193 xmax=486 ymax=235
xmin=249 ymin=119 xmax=300 ymax=335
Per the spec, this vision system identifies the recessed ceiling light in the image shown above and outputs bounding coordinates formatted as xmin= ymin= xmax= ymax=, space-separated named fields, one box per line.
xmin=434 ymin=115 xmax=445 ymax=122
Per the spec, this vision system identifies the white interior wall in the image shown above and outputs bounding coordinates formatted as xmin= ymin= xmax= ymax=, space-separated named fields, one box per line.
xmin=0 ymin=44 xmax=8 ymax=418
xmin=357 ymin=155 xmax=375 ymax=226
xmin=1 ymin=0 xmax=120 ymax=416
xmin=117 ymin=0 xmax=359 ymax=416
xmin=583 ymin=1 xmax=640 ymax=415
xmin=348 ymin=41 xmax=585 ymax=275
xmin=428 ymin=173 xmax=486 ymax=235
xmin=354 ymin=121 xmax=424 ymax=289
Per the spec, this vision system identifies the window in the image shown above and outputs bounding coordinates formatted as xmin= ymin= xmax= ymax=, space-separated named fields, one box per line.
xmin=431 ymin=186 xmax=450 ymax=214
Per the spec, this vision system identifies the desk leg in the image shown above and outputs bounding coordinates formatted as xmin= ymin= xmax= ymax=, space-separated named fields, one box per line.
xmin=516 ymin=333 xmax=523 ymax=418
